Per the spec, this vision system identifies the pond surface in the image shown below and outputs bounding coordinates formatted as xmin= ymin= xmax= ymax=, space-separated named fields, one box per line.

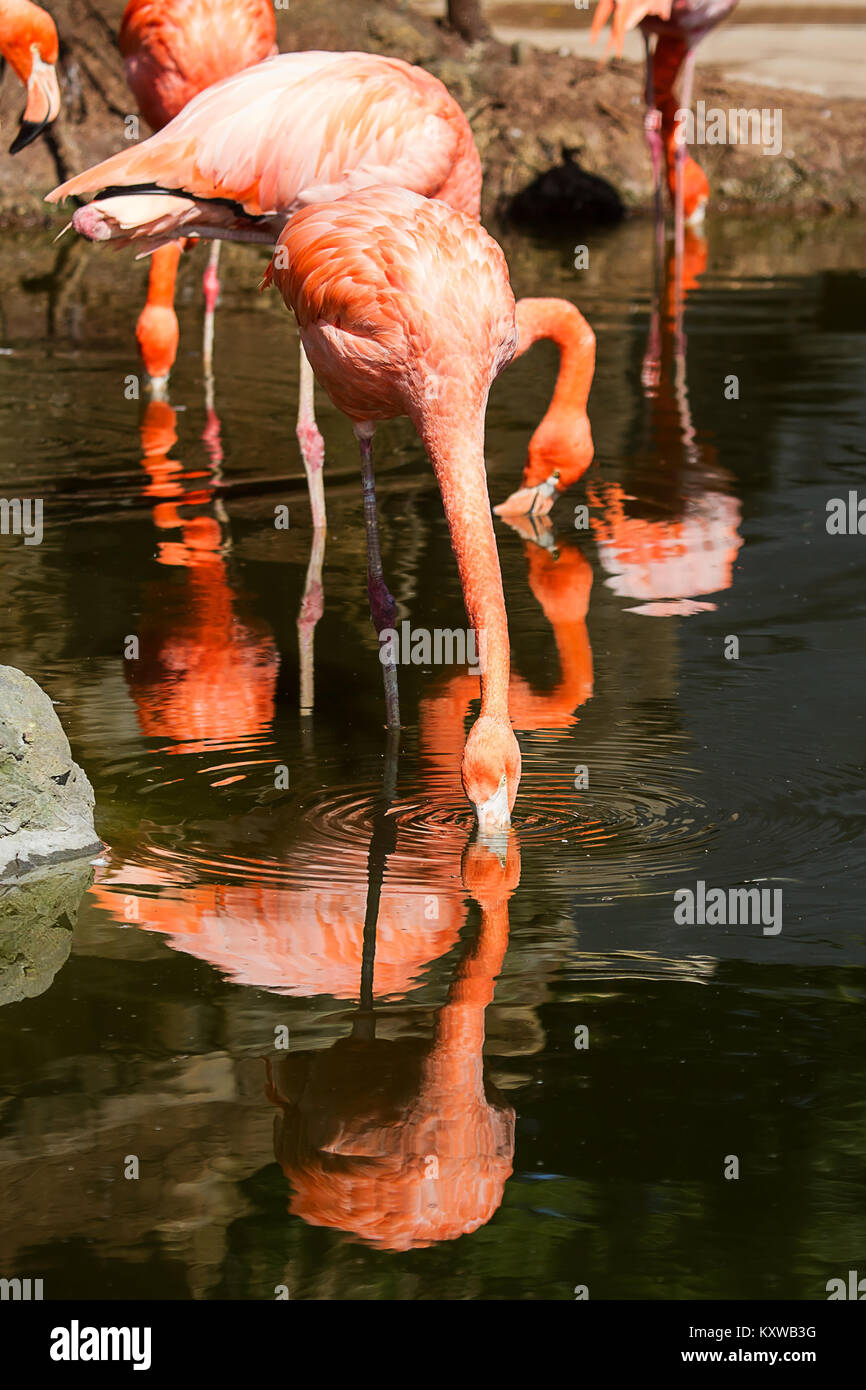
xmin=0 ymin=214 xmax=864 ymax=1299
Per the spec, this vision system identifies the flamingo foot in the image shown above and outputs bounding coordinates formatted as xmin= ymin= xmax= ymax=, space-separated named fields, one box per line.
xmin=493 ymin=471 xmax=560 ymax=518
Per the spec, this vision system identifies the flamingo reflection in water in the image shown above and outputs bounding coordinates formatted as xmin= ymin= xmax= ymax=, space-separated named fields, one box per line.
xmin=128 ymin=398 xmax=279 ymax=759
xmin=266 ymin=831 xmax=519 ymax=1251
xmin=88 ymin=515 xmax=598 ymax=1241
xmin=421 ymin=533 xmax=594 ymax=770
xmin=90 ymin=731 xmax=521 ymax=1246
xmin=590 ymin=229 xmax=743 ymax=616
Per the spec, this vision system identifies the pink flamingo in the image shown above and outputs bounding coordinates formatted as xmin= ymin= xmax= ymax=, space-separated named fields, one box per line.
xmin=47 ymin=50 xmax=482 ymax=527
xmin=47 ymin=51 xmax=596 ymax=522
xmin=265 ymin=185 xmax=522 ymax=829
xmin=116 ymin=0 xmax=278 ymax=390
xmin=591 ymin=1 xmax=739 ymax=249
xmin=0 ymin=0 xmax=60 ymax=152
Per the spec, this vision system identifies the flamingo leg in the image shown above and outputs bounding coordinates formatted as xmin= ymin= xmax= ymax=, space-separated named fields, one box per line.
xmin=202 ymin=240 xmax=221 ymax=381
xmin=674 ymin=47 xmax=698 ymax=266
xmin=356 ymin=428 xmax=400 ymax=729
xmin=297 ymin=342 xmax=327 ymax=530
xmin=643 ymin=33 xmax=665 ymax=259
xmin=298 ymin=525 xmax=326 ymax=717
xmin=642 ymin=203 xmax=665 ymax=395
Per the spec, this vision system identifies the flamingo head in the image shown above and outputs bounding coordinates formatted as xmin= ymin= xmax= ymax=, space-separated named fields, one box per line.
xmin=660 ymin=98 xmax=711 ymax=224
xmin=528 ymin=408 xmax=594 ymax=491
xmin=679 ymin=157 xmax=710 ymax=225
xmin=2 ymin=3 xmax=61 ymax=153
xmin=462 ymin=715 xmax=521 ymax=833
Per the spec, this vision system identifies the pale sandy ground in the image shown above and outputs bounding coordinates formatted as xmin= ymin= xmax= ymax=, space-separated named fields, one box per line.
xmin=412 ymin=1 xmax=866 ymax=98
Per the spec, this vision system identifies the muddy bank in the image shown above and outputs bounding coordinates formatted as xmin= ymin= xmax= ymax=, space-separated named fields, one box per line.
xmin=1 ymin=0 xmax=863 ymax=228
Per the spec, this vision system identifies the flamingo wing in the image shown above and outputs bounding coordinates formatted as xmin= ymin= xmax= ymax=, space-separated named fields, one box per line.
xmin=48 ymin=52 xmax=466 ymax=218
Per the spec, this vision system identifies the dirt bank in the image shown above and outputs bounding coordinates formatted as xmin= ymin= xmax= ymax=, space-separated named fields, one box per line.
xmin=1 ymin=0 xmax=863 ymax=230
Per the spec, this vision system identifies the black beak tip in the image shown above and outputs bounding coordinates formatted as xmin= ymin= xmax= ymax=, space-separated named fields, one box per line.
xmin=9 ymin=120 xmax=47 ymax=155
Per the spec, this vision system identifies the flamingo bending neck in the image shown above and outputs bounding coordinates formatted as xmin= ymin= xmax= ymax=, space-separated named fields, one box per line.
xmin=494 ymin=298 xmax=596 ymax=515
xmin=136 ymin=242 xmax=183 ymax=385
xmin=418 ymin=409 xmax=520 ymax=831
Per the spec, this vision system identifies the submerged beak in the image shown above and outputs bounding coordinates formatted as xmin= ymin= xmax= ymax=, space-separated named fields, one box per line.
xmin=474 ymin=773 xmax=511 ymax=834
xmin=10 ymin=52 xmax=61 ymax=153
xmin=147 ymin=374 xmax=170 ymax=402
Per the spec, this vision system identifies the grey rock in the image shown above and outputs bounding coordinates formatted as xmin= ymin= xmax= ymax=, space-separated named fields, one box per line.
xmin=0 ymin=858 xmax=94 ymax=1006
xmin=0 ymin=666 xmax=102 ymax=879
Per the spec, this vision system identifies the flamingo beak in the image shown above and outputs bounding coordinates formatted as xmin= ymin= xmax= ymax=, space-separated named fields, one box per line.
xmin=147 ymin=374 xmax=170 ymax=402
xmin=474 ymin=773 xmax=511 ymax=834
xmin=685 ymin=197 xmax=708 ymax=227
xmin=10 ymin=51 xmax=61 ymax=154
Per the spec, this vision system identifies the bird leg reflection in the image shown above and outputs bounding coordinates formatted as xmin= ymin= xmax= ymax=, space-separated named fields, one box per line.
xmin=202 ymin=240 xmax=221 ymax=382
xmin=357 ymin=726 xmax=401 ymax=1032
xmin=643 ymin=32 xmax=666 ymax=263
xmin=297 ymin=525 xmax=326 ymax=718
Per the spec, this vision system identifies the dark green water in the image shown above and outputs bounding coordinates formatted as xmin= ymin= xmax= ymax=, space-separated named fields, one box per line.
xmin=0 ymin=214 xmax=864 ymax=1299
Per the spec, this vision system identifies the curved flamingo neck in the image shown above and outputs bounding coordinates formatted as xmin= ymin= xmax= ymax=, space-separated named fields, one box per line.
xmin=146 ymin=242 xmax=183 ymax=308
xmin=514 ymin=298 xmax=595 ymax=413
xmin=513 ymin=298 xmax=596 ymax=490
xmin=420 ymin=885 xmax=512 ymax=1099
